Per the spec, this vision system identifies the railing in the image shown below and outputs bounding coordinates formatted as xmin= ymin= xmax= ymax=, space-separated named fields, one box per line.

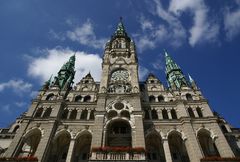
xmin=91 ymin=152 xmax=145 ymax=160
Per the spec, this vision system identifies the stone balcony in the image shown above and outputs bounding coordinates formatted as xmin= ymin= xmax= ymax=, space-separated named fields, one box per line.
xmin=90 ymin=152 xmax=146 ymax=161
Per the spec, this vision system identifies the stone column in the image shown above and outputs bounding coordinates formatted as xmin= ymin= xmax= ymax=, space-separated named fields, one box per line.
xmin=67 ymin=110 xmax=72 ymax=119
xmin=87 ymin=109 xmax=91 ymax=120
xmin=148 ymin=110 xmax=152 ymax=120
xmin=213 ymin=123 xmax=235 ymax=157
xmin=193 ymin=109 xmax=199 ymax=118
xmin=157 ymin=109 xmax=163 ymax=119
xmin=182 ymin=122 xmax=203 ymax=162
xmin=76 ymin=110 xmax=82 ymax=119
xmin=162 ymin=138 xmax=172 ymax=162
xmin=41 ymin=109 xmax=46 ymax=118
xmin=167 ymin=110 xmax=172 ymax=119
xmin=66 ymin=139 xmax=76 ymax=162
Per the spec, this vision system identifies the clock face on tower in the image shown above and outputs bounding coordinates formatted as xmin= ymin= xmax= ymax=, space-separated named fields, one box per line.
xmin=111 ymin=70 xmax=129 ymax=82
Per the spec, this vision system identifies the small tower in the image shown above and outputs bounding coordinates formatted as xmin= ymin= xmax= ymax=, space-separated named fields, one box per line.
xmin=165 ymin=51 xmax=188 ymax=90
xmin=188 ymin=74 xmax=198 ymax=90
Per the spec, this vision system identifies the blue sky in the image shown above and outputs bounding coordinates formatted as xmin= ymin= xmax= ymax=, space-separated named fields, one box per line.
xmin=0 ymin=0 xmax=240 ymax=128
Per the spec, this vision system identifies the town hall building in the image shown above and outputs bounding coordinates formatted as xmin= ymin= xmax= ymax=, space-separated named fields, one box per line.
xmin=0 ymin=19 xmax=239 ymax=162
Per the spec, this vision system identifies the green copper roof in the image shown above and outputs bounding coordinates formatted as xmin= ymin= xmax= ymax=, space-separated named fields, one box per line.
xmin=114 ymin=17 xmax=127 ymax=37
xmin=165 ymin=51 xmax=188 ymax=89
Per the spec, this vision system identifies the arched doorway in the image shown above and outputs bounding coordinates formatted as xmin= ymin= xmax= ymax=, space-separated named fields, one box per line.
xmin=72 ymin=133 xmax=92 ymax=162
xmin=17 ymin=128 xmax=41 ymax=157
xmin=197 ymin=129 xmax=219 ymax=157
xmin=105 ymin=120 xmax=132 ymax=147
xmin=146 ymin=132 xmax=165 ymax=162
xmin=168 ymin=132 xmax=190 ymax=162
xmin=48 ymin=131 xmax=71 ymax=162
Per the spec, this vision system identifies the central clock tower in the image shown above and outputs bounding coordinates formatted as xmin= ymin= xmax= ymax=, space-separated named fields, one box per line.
xmin=90 ymin=18 xmax=146 ymax=154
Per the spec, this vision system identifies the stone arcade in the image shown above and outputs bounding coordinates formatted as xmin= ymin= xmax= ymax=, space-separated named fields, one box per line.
xmin=0 ymin=19 xmax=240 ymax=162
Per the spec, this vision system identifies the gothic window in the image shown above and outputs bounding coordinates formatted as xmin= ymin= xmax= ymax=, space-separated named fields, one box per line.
xmin=89 ymin=110 xmax=95 ymax=120
xmin=162 ymin=109 xmax=169 ymax=119
xmin=12 ymin=125 xmax=20 ymax=133
xmin=46 ymin=93 xmax=54 ymax=101
xmin=61 ymin=109 xmax=69 ymax=119
xmin=168 ymin=132 xmax=190 ymax=162
xmin=196 ymin=107 xmax=203 ymax=117
xmin=149 ymin=96 xmax=156 ymax=102
xmin=151 ymin=109 xmax=158 ymax=120
xmin=186 ymin=93 xmax=193 ymax=101
xmin=221 ymin=125 xmax=228 ymax=133
xmin=75 ymin=95 xmax=82 ymax=102
xmin=158 ymin=95 xmax=164 ymax=102
xmin=69 ymin=109 xmax=77 ymax=120
xmin=107 ymin=110 xmax=118 ymax=119
xmin=197 ymin=130 xmax=219 ymax=157
xmin=106 ymin=120 xmax=132 ymax=147
xmin=42 ymin=108 xmax=52 ymax=118
xmin=83 ymin=95 xmax=91 ymax=102
xmin=17 ymin=129 xmax=41 ymax=157
xmin=187 ymin=108 xmax=195 ymax=118
xmin=72 ymin=133 xmax=92 ymax=161
xmin=47 ymin=131 xmax=71 ymax=161
xmin=120 ymin=110 xmax=130 ymax=119
xmin=144 ymin=110 xmax=150 ymax=120
xmin=80 ymin=109 xmax=88 ymax=120
xmin=34 ymin=108 xmax=43 ymax=118
xmin=171 ymin=109 xmax=177 ymax=119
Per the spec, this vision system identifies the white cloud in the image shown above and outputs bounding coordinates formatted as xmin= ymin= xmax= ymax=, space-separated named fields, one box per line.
xmin=0 ymin=79 xmax=32 ymax=94
xmin=66 ymin=20 xmax=107 ymax=49
xmin=139 ymin=66 xmax=149 ymax=81
xmin=169 ymin=0 xmax=219 ymax=46
xmin=27 ymin=47 xmax=102 ymax=83
xmin=224 ymin=2 xmax=240 ymax=40
xmin=137 ymin=36 xmax=156 ymax=53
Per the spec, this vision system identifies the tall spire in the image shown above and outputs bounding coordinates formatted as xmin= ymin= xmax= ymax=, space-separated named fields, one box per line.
xmin=188 ymin=74 xmax=198 ymax=90
xmin=114 ymin=17 xmax=128 ymax=38
xmin=52 ymin=55 xmax=76 ymax=90
xmin=165 ymin=51 xmax=188 ymax=90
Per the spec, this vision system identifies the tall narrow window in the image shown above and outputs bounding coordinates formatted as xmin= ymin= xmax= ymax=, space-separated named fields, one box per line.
xmin=149 ymin=96 xmax=156 ymax=102
xmin=196 ymin=107 xmax=203 ymax=117
xmin=35 ymin=108 xmax=43 ymax=118
xmin=186 ymin=93 xmax=193 ymax=101
xmin=171 ymin=109 xmax=177 ymax=119
xmin=188 ymin=108 xmax=195 ymax=118
xmin=42 ymin=108 xmax=52 ymax=118
xmin=158 ymin=95 xmax=164 ymax=102
xmin=61 ymin=109 xmax=69 ymax=119
xmin=151 ymin=109 xmax=158 ymax=120
xmin=69 ymin=109 xmax=77 ymax=120
xmin=80 ymin=109 xmax=88 ymax=120
xmin=145 ymin=110 xmax=150 ymax=120
xmin=83 ymin=95 xmax=91 ymax=102
xmin=162 ymin=109 xmax=169 ymax=119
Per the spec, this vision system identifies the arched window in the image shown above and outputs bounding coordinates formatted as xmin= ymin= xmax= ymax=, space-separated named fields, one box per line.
xmin=35 ymin=108 xmax=43 ymax=118
xmin=145 ymin=110 xmax=150 ymax=120
xmin=89 ymin=110 xmax=95 ymax=120
xmin=149 ymin=96 xmax=156 ymax=102
xmin=158 ymin=95 xmax=164 ymax=102
xmin=61 ymin=109 xmax=69 ymax=119
xmin=83 ymin=95 xmax=91 ymax=102
xmin=80 ymin=109 xmax=88 ymax=120
xmin=107 ymin=110 xmax=118 ymax=119
xmin=75 ymin=95 xmax=82 ymax=102
xmin=196 ymin=107 xmax=203 ymax=117
xmin=168 ymin=132 xmax=190 ymax=162
xmin=106 ymin=120 xmax=132 ymax=147
xmin=162 ymin=109 xmax=169 ymax=119
xmin=198 ymin=130 xmax=219 ymax=157
xmin=121 ymin=110 xmax=130 ymax=119
xmin=187 ymin=108 xmax=195 ymax=118
xmin=17 ymin=129 xmax=41 ymax=157
xmin=47 ymin=131 xmax=71 ymax=161
xmin=69 ymin=109 xmax=77 ymax=120
xmin=221 ymin=125 xmax=228 ymax=133
xmin=186 ymin=93 xmax=193 ymax=101
xmin=12 ymin=125 xmax=20 ymax=133
xmin=171 ymin=109 xmax=177 ymax=119
xmin=46 ymin=93 xmax=54 ymax=101
xmin=42 ymin=108 xmax=52 ymax=118
xmin=151 ymin=109 xmax=158 ymax=120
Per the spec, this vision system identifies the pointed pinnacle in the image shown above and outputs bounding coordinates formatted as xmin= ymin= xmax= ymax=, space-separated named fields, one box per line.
xmin=188 ymin=74 xmax=194 ymax=83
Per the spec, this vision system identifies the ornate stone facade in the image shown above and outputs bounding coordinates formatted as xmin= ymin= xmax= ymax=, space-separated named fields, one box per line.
xmin=0 ymin=19 xmax=240 ymax=162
